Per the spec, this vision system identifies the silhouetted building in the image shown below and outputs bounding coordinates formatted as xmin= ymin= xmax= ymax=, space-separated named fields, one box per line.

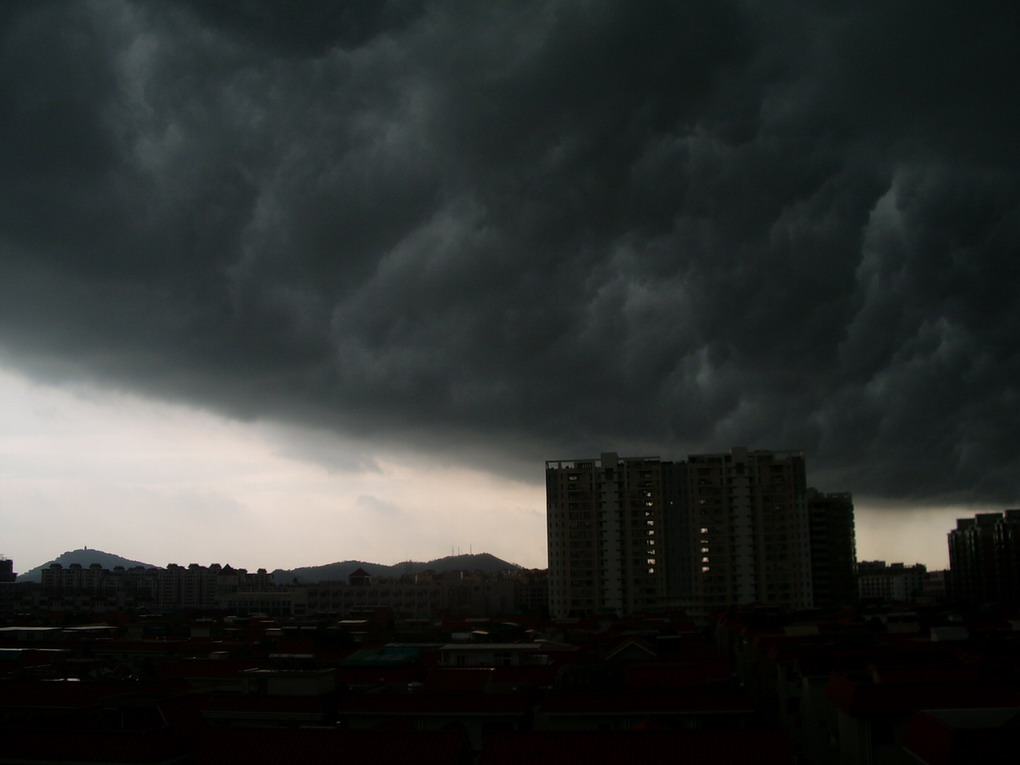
xmin=948 ymin=510 xmax=1020 ymax=606
xmin=40 ymin=561 xmax=278 ymax=612
xmin=546 ymin=453 xmax=684 ymax=618
xmin=547 ymin=448 xmax=841 ymax=620
xmin=0 ymin=557 xmax=14 ymax=584
xmin=919 ymin=569 xmax=949 ymax=604
xmin=808 ymin=490 xmax=857 ymax=608
xmin=0 ymin=556 xmax=14 ymax=618
xmin=857 ymin=561 xmax=927 ymax=601
xmin=349 ymin=568 xmax=372 ymax=587
xmin=680 ymin=448 xmax=814 ymax=620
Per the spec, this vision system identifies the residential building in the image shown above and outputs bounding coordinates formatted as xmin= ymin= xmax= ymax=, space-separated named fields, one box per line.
xmin=807 ymin=490 xmax=857 ymax=608
xmin=305 ymin=566 xmax=538 ymax=618
xmin=39 ymin=562 xmax=280 ymax=613
xmin=919 ymin=570 xmax=948 ymax=604
xmin=948 ymin=510 xmax=1020 ymax=606
xmin=857 ymin=561 xmax=927 ymax=602
xmin=30 ymin=560 xmax=544 ymax=619
xmin=545 ymin=453 xmax=684 ymax=619
xmin=547 ymin=448 xmax=835 ymax=621
xmin=0 ymin=557 xmax=14 ymax=618
xmin=681 ymin=448 xmax=814 ymax=620
xmin=0 ymin=557 xmax=14 ymax=584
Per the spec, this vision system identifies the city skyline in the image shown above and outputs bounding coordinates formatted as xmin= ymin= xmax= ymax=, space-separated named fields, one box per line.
xmin=1 ymin=3 xmax=1018 ymax=575
xmin=1 ymin=365 xmax=995 ymax=575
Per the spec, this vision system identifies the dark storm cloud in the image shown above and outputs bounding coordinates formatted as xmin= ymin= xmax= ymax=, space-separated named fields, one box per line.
xmin=1 ymin=0 xmax=1018 ymax=502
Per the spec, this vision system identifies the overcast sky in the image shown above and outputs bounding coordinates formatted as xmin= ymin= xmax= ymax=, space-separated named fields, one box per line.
xmin=1 ymin=1 xmax=1017 ymax=572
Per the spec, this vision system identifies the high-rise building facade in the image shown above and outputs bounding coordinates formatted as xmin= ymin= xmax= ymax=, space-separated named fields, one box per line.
xmin=546 ymin=453 xmax=684 ymax=619
xmin=680 ymin=448 xmax=814 ymax=620
xmin=0 ymin=557 xmax=15 ymax=584
xmin=547 ymin=448 xmax=850 ymax=620
xmin=0 ymin=557 xmax=15 ymax=618
xmin=948 ymin=510 xmax=1020 ymax=606
xmin=808 ymin=490 xmax=857 ymax=608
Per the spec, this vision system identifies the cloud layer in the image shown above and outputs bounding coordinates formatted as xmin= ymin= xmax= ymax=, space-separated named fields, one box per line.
xmin=1 ymin=1 xmax=1018 ymax=502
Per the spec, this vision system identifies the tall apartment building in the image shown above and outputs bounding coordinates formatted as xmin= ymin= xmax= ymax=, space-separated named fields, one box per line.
xmin=948 ymin=510 xmax=1020 ymax=606
xmin=0 ymin=557 xmax=14 ymax=584
xmin=681 ymin=448 xmax=814 ymax=621
xmin=547 ymin=448 xmax=845 ymax=620
xmin=0 ymin=557 xmax=14 ymax=618
xmin=857 ymin=561 xmax=927 ymax=601
xmin=546 ymin=453 xmax=684 ymax=619
xmin=808 ymin=490 xmax=857 ymax=608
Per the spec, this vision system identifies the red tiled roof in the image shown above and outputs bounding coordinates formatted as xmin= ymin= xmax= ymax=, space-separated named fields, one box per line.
xmin=870 ymin=663 xmax=986 ymax=685
xmin=0 ymin=679 xmax=187 ymax=710
xmin=489 ymin=664 xmax=559 ymax=688
xmin=335 ymin=664 xmax=426 ymax=687
xmin=794 ymin=650 xmax=870 ymax=677
xmin=194 ymin=694 xmax=333 ymax=715
xmin=480 ymin=729 xmax=794 ymax=765
xmin=336 ymin=692 xmax=530 ymax=716
xmin=192 ymin=728 xmax=469 ymax=765
xmin=826 ymin=673 xmax=1020 ymax=716
xmin=622 ymin=660 xmax=732 ymax=688
xmin=540 ymin=690 xmax=754 ymax=716
xmin=902 ymin=708 xmax=1020 ymax=765
xmin=0 ymin=727 xmax=190 ymax=763
xmin=155 ymin=658 xmax=262 ymax=680
xmin=424 ymin=667 xmax=494 ymax=693
xmin=603 ymin=638 xmax=657 ymax=661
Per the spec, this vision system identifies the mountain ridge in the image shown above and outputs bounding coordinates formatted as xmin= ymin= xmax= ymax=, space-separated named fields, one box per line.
xmin=16 ymin=548 xmax=157 ymax=582
xmin=16 ymin=549 xmax=522 ymax=584
xmin=271 ymin=553 xmax=521 ymax=584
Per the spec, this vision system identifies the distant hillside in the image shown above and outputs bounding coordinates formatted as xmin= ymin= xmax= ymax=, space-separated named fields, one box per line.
xmin=273 ymin=553 xmax=520 ymax=585
xmin=17 ymin=548 xmax=157 ymax=582
xmin=15 ymin=549 xmax=520 ymax=585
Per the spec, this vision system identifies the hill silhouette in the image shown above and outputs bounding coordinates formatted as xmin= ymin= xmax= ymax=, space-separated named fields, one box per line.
xmin=16 ymin=550 xmax=520 ymax=584
xmin=272 ymin=553 xmax=520 ymax=584
xmin=17 ymin=548 xmax=157 ymax=582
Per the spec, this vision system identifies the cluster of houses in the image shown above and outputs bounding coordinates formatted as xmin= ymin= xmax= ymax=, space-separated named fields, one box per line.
xmin=2 ymin=594 xmax=1020 ymax=763
xmin=8 ymin=562 xmax=549 ymax=619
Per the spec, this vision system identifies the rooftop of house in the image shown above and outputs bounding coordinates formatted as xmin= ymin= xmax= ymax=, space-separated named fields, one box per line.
xmin=479 ymin=729 xmax=795 ymax=765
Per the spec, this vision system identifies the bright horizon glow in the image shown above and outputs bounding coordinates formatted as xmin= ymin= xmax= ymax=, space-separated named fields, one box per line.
xmin=0 ymin=364 xmax=985 ymax=577
xmin=0 ymin=365 xmax=547 ymax=573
